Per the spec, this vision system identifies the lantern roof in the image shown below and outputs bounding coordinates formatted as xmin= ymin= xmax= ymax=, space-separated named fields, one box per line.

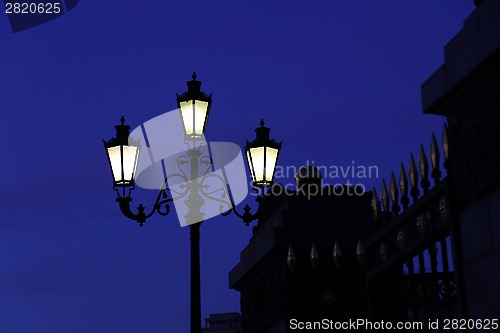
xmin=103 ymin=116 xmax=140 ymax=148
xmin=176 ymin=72 xmax=212 ymax=103
xmin=246 ymin=119 xmax=282 ymax=149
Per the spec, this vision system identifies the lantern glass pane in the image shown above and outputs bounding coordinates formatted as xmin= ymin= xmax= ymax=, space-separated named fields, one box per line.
xmin=107 ymin=145 xmax=138 ymax=185
xmin=246 ymin=150 xmax=256 ymax=183
xmin=265 ymin=147 xmax=279 ymax=182
xmin=180 ymin=100 xmax=194 ymax=135
xmin=107 ymin=146 xmax=122 ymax=183
xmin=249 ymin=147 xmax=265 ymax=182
xmin=122 ymin=145 xmax=139 ymax=183
xmin=194 ymin=100 xmax=209 ymax=135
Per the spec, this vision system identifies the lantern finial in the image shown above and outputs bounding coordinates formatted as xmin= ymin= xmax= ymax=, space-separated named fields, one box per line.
xmin=186 ymin=72 xmax=202 ymax=94
xmin=260 ymin=119 xmax=265 ymax=127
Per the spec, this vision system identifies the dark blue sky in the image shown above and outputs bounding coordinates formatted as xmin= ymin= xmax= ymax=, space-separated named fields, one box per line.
xmin=0 ymin=1 xmax=474 ymax=332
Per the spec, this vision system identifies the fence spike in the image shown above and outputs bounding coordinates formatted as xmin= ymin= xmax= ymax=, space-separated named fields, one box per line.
xmin=333 ymin=240 xmax=342 ymax=269
xmin=409 ymin=153 xmax=420 ymax=202
xmin=371 ymin=188 xmax=381 ymax=221
xmin=419 ymin=144 xmax=430 ymax=193
xmin=310 ymin=243 xmax=320 ymax=270
xmin=399 ymin=162 xmax=409 ymax=210
xmin=442 ymin=123 xmax=449 ymax=171
xmin=356 ymin=239 xmax=366 ymax=267
xmin=390 ymin=171 xmax=400 ymax=217
xmin=430 ymin=132 xmax=442 ymax=184
xmin=381 ymin=179 xmax=390 ymax=214
xmin=287 ymin=245 xmax=296 ymax=272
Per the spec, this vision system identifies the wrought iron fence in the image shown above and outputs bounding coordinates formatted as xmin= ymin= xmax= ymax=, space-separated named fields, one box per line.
xmin=364 ymin=124 xmax=466 ymax=329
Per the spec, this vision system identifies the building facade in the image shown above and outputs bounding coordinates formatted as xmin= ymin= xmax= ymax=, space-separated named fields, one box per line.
xmin=421 ymin=0 xmax=500 ymax=320
xmin=229 ymin=180 xmax=375 ymax=332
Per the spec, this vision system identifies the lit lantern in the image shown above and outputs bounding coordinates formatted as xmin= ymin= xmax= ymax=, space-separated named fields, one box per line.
xmin=245 ymin=119 xmax=282 ymax=188
xmin=103 ymin=116 xmax=140 ymax=191
xmin=176 ymin=73 xmax=212 ymax=141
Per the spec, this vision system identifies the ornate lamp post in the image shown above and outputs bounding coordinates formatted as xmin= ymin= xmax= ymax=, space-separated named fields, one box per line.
xmin=176 ymin=73 xmax=212 ymax=333
xmin=103 ymin=74 xmax=281 ymax=333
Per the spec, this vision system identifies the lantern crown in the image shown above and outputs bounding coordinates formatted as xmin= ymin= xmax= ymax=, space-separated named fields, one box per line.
xmin=103 ymin=116 xmax=140 ymax=149
xmin=176 ymin=72 xmax=212 ymax=103
xmin=246 ymin=119 xmax=281 ymax=149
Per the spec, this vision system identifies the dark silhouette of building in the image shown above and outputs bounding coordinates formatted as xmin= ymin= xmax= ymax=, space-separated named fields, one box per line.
xmin=421 ymin=0 xmax=500 ymax=320
xmin=230 ymin=172 xmax=376 ymax=332
xmin=229 ymin=1 xmax=500 ymax=332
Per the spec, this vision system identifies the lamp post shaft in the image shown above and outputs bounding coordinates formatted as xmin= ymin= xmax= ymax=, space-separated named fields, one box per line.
xmin=190 ymin=222 xmax=201 ymax=333
xmin=186 ymin=148 xmax=204 ymax=333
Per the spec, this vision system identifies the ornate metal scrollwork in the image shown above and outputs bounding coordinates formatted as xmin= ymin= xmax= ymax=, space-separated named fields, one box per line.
xmin=439 ymin=280 xmax=457 ymax=299
xmin=200 ymin=155 xmax=213 ymax=176
xmin=176 ymin=155 xmax=190 ymax=180
xmin=416 ymin=213 xmax=427 ymax=235
xmin=379 ymin=242 xmax=388 ymax=261
xmin=320 ymin=289 xmax=335 ymax=306
xmin=116 ymin=171 xmax=190 ymax=226
xmin=416 ymin=282 xmax=434 ymax=301
xmin=438 ymin=197 xmax=448 ymax=218
xmin=397 ymin=230 xmax=407 ymax=248
xmin=199 ymin=173 xmax=232 ymax=210
xmin=220 ymin=186 xmax=261 ymax=226
xmin=115 ymin=148 xmax=262 ymax=227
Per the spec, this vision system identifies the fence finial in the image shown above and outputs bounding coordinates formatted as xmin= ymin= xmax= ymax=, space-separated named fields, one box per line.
xmin=419 ymin=144 xmax=430 ymax=193
xmin=356 ymin=239 xmax=365 ymax=267
xmin=333 ymin=241 xmax=342 ymax=269
xmin=399 ymin=162 xmax=409 ymax=210
xmin=381 ymin=179 xmax=390 ymax=214
xmin=409 ymin=154 xmax=420 ymax=202
xmin=310 ymin=243 xmax=320 ymax=270
xmin=390 ymin=171 xmax=400 ymax=217
xmin=287 ymin=245 xmax=296 ymax=272
xmin=442 ymin=123 xmax=449 ymax=171
xmin=430 ymin=132 xmax=442 ymax=184
xmin=371 ymin=188 xmax=381 ymax=221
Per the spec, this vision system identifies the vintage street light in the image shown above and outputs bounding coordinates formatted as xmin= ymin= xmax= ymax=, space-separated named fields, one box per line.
xmin=103 ymin=74 xmax=282 ymax=333
xmin=177 ymin=73 xmax=212 ymax=141
xmin=103 ymin=116 xmax=140 ymax=197
xmin=220 ymin=119 xmax=282 ymax=226
xmin=245 ymin=119 xmax=282 ymax=188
